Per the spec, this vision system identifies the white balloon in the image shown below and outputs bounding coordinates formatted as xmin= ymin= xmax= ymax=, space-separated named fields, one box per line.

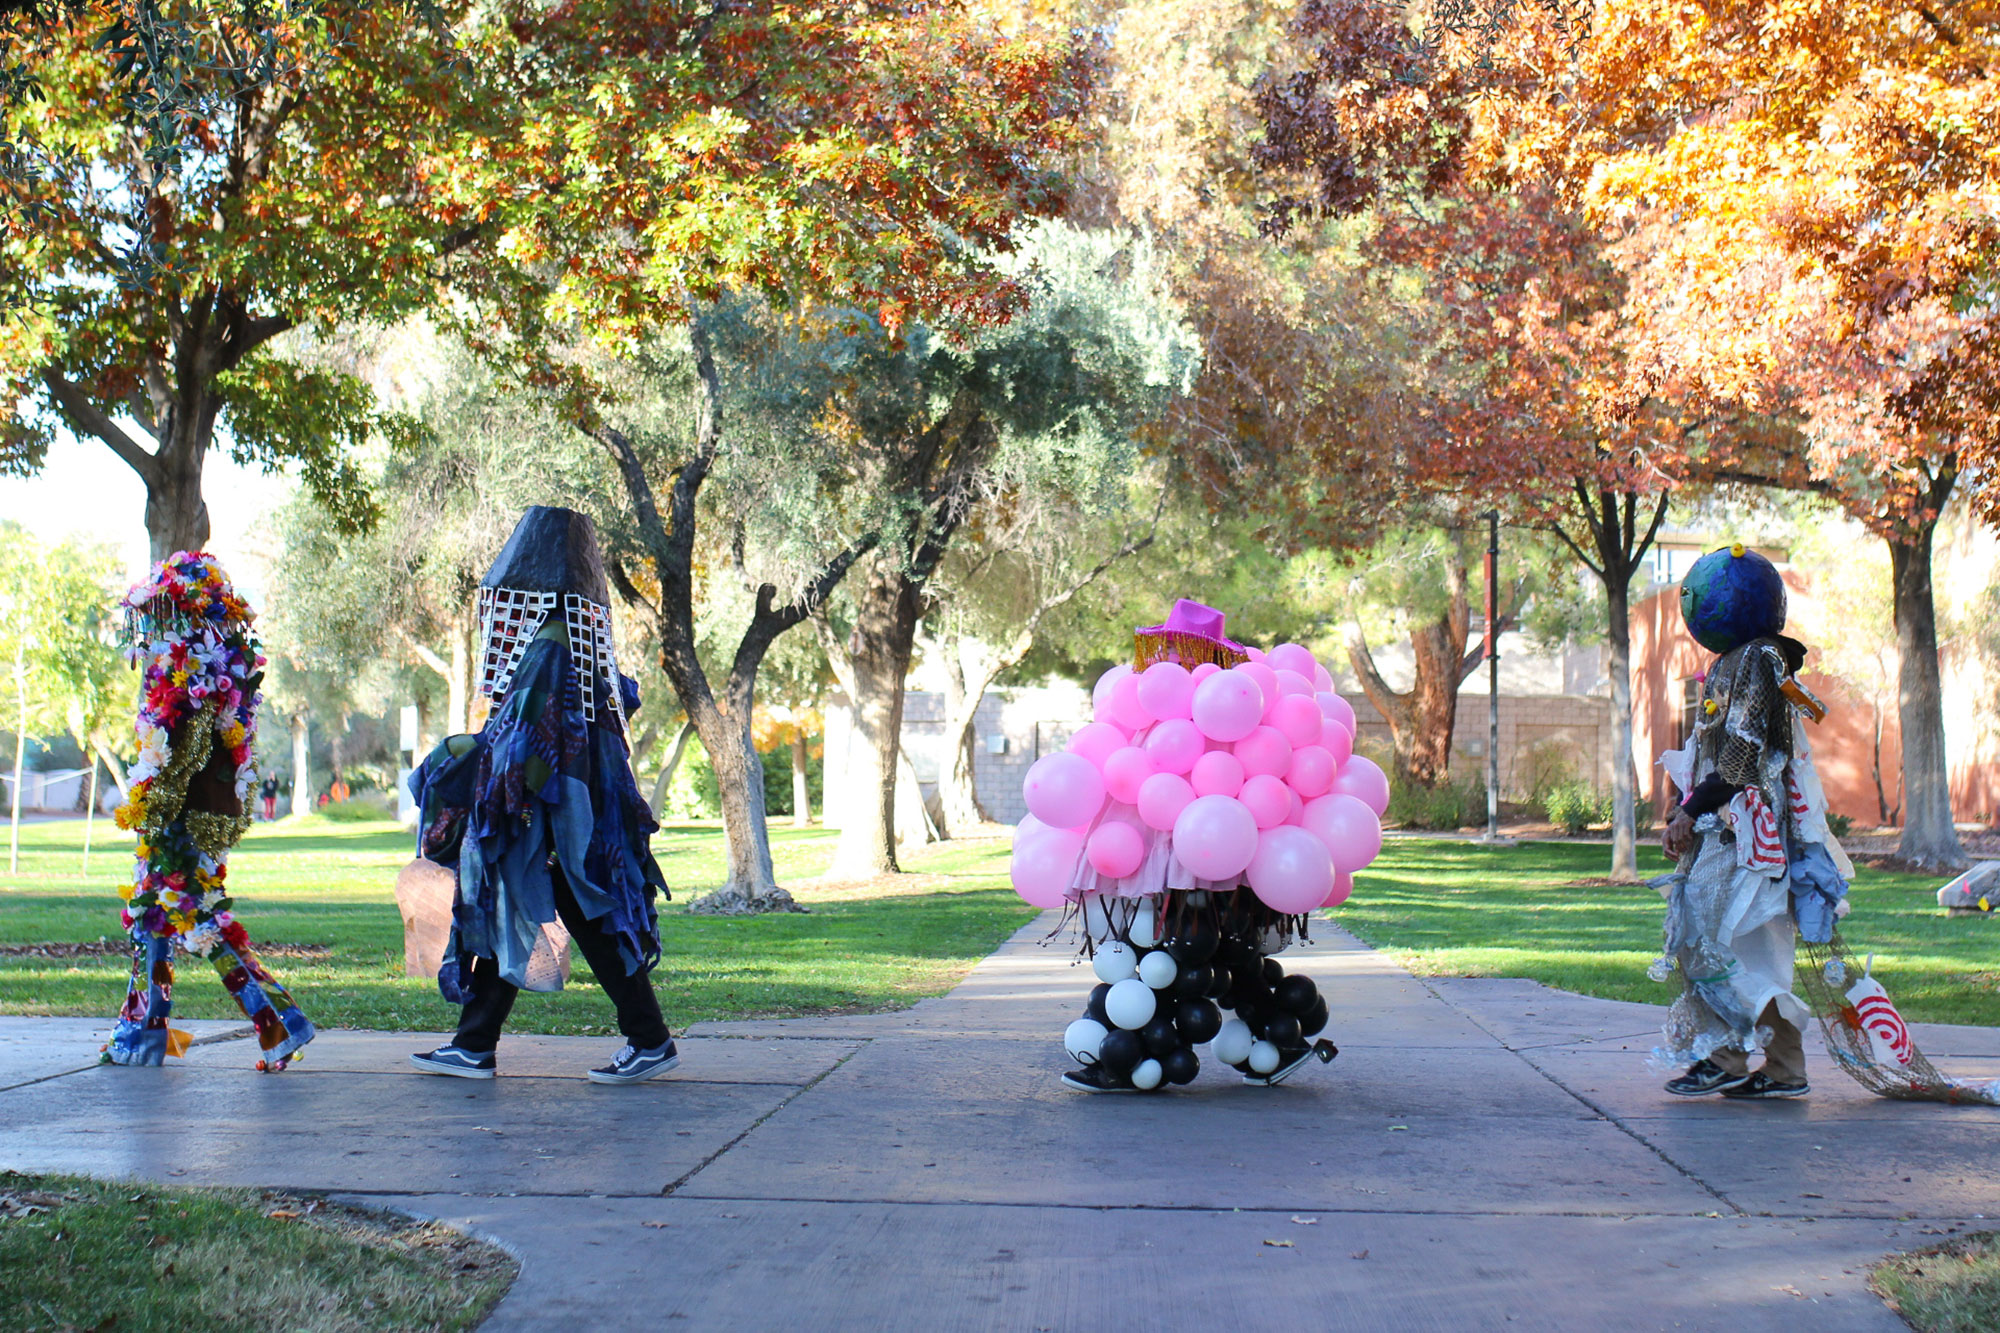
xmin=1106 ymin=978 xmax=1158 ymax=1030
xmin=1248 ymin=1040 xmax=1282 ymax=1074
xmin=1064 ymin=1018 xmax=1108 ymax=1065
xmin=1213 ymin=1018 xmax=1254 ymax=1065
xmin=1128 ymin=903 xmax=1162 ymax=948
xmin=1092 ymin=940 xmax=1138 ymax=984
xmin=1137 ymin=949 xmax=1178 ymax=990
xmin=1131 ymin=1058 xmax=1164 ymax=1091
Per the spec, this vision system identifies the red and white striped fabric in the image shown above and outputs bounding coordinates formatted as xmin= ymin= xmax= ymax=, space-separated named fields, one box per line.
xmin=1727 ymin=786 xmax=1786 ymax=872
xmin=1786 ymin=770 xmax=1812 ymax=824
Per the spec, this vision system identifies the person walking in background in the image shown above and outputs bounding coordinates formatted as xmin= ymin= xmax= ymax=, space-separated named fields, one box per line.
xmin=259 ymin=775 xmax=280 ymax=821
xmin=328 ymin=770 xmax=351 ymax=805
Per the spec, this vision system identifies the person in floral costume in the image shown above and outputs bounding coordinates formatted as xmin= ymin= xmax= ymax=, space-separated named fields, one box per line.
xmin=104 ymin=552 xmax=314 ymax=1070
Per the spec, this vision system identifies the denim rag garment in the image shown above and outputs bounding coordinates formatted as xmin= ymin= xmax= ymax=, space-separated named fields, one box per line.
xmin=1788 ymin=838 xmax=1849 ymax=944
xmin=410 ymin=636 xmax=663 ymax=997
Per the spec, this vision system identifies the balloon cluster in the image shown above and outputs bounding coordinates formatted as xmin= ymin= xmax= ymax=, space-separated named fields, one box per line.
xmin=1061 ymin=903 xmax=1330 ymax=1091
xmin=1011 ymin=642 xmax=1388 ymax=913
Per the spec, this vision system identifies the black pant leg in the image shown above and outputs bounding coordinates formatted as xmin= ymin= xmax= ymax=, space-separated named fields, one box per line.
xmin=452 ymin=955 xmax=520 ymax=1053
xmin=552 ymin=870 xmax=670 ymax=1049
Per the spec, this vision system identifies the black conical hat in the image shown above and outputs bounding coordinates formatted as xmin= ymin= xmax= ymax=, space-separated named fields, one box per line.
xmin=480 ymin=506 xmax=611 ymax=604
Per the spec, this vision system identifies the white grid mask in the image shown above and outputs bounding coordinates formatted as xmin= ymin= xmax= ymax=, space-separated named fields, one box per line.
xmin=475 ymin=586 xmax=625 ymax=727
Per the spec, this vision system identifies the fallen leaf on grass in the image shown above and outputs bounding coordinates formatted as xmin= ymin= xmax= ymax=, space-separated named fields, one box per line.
xmin=1773 ymin=1285 xmax=1806 ymax=1299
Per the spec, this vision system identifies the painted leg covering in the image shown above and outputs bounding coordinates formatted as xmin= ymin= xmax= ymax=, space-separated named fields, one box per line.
xmin=207 ymin=938 xmax=315 ymax=1070
xmin=104 ymin=933 xmax=185 ymax=1066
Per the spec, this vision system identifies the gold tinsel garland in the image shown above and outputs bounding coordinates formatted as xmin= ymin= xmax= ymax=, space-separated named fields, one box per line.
xmin=1133 ymin=629 xmax=1249 ymax=672
xmin=139 ymin=697 xmax=226 ymax=839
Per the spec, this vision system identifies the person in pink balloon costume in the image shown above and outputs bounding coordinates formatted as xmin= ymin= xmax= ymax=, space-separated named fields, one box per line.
xmin=1009 ymin=599 xmax=1390 ymax=1093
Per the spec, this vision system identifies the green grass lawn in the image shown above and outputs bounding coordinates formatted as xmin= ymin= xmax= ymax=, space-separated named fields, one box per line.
xmin=4 ymin=818 xmax=1994 ymax=1031
xmin=0 ymin=816 xmax=1034 ymax=1034
xmin=0 ymin=1171 xmax=513 ymax=1332
xmin=1334 ymin=836 xmax=2000 ymax=1026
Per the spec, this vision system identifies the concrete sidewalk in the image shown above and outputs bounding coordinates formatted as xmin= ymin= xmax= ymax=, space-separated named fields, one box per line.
xmin=4 ymin=923 xmax=1997 ymax=1331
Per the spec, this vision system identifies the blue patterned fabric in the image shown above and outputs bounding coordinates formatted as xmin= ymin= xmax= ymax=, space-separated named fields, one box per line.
xmin=410 ymin=633 xmax=664 ymax=997
xmin=1787 ymin=840 xmax=1849 ymax=944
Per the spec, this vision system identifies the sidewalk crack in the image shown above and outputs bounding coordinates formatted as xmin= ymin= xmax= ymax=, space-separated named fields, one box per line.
xmin=657 ymin=1039 xmax=870 ymax=1197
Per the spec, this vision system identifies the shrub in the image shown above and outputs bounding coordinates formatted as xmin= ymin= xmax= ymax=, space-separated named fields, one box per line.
xmin=1633 ymin=797 xmax=1656 ymax=837
xmin=1542 ymin=780 xmax=1610 ymax=836
xmin=1827 ymin=811 xmax=1855 ymax=838
xmin=321 ymin=791 xmax=396 ymax=823
xmin=1387 ymin=772 xmax=1488 ymax=831
xmin=1520 ymin=740 xmax=1580 ymax=810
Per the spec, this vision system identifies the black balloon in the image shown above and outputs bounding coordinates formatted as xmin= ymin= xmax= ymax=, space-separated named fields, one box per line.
xmin=1167 ymin=917 xmax=1220 ymax=965
xmin=1098 ymin=1028 xmax=1143 ymax=1076
xmin=1263 ymin=1012 xmax=1303 ymax=1047
xmin=1205 ymin=963 xmax=1233 ymax=999
xmin=1301 ymin=995 xmax=1330 ymax=1037
xmin=1261 ymin=957 xmax=1285 ymax=988
xmin=1161 ymin=1046 xmax=1200 ymax=1085
xmin=1140 ymin=1016 xmax=1180 ymax=1056
xmin=1275 ymin=974 xmax=1319 ymax=1015
xmin=1175 ymin=998 xmax=1221 ymax=1045
xmin=1085 ymin=983 xmax=1112 ymax=1026
xmin=1172 ymin=965 xmax=1212 ymax=1000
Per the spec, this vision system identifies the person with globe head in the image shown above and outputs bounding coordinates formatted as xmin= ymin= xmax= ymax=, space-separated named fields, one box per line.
xmin=406 ymin=507 xmax=677 ymax=1084
xmin=1653 ymin=542 xmax=1849 ymax=1099
xmin=1010 ymin=599 xmax=1390 ymax=1094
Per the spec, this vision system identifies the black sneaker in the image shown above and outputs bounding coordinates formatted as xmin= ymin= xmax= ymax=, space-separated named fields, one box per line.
xmin=1720 ymin=1071 xmax=1808 ymax=1099
xmin=1664 ymin=1058 xmax=1751 ymax=1097
xmin=1060 ymin=1066 xmax=1136 ymax=1094
xmin=410 ymin=1045 xmax=496 ymax=1079
xmin=589 ymin=1040 xmax=680 ymax=1085
xmin=1243 ymin=1040 xmax=1338 ymax=1087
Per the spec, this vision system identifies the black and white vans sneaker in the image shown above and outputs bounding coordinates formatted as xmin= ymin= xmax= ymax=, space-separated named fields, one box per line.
xmin=410 ymin=1045 xmax=496 ymax=1079
xmin=1720 ymin=1071 xmax=1809 ymax=1099
xmin=588 ymin=1040 xmax=680 ymax=1085
xmin=1060 ymin=1066 xmax=1136 ymax=1094
xmin=1664 ymin=1058 xmax=1752 ymax=1097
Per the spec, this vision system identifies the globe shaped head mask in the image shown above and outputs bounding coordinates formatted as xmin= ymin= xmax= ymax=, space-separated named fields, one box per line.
xmin=1679 ymin=543 xmax=1787 ymax=655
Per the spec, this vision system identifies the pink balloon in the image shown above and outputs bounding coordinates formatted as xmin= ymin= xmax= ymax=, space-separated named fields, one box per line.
xmin=1245 ymin=824 xmax=1336 ymax=913
xmin=1189 ymin=750 xmax=1245 ymax=798
xmin=1287 ymin=744 xmax=1335 ymax=798
xmin=1315 ymin=691 xmax=1358 ymax=734
xmin=1238 ymin=662 xmax=1278 ymax=718
xmin=1137 ymin=772 xmax=1196 ymax=832
xmin=1136 ymin=661 xmax=1196 ymax=721
xmin=1190 ymin=669 xmax=1264 ymax=743
xmin=1171 ymin=794 xmax=1260 ymax=881
xmin=1318 ymin=718 xmax=1354 ymax=765
xmin=1144 ymin=718 xmax=1204 ymax=775
xmin=1330 ymin=754 xmax=1390 ymax=816
xmin=1302 ymin=793 xmax=1384 ymax=873
xmin=1190 ymin=662 xmax=1221 ymax=683
xmin=1066 ymin=721 xmax=1129 ymax=769
xmin=1086 ymin=821 xmax=1146 ymax=878
xmin=1093 ymin=664 xmax=1131 ymax=710
xmin=1109 ymin=672 xmax=1153 ymax=731
xmin=1023 ymin=751 xmax=1106 ymax=829
xmin=1239 ymin=774 xmax=1291 ymax=829
xmin=1274 ymin=669 xmax=1315 ymax=698
xmin=1011 ymin=827 xmax=1083 ymax=908
xmin=1286 ymin=788 xmax=1306 ymax=825
xmin=1102 ymin=746 xmax=1157 ymax=804
xmin=1322 ymin=867 xmax=1354 ymax=908
xmin=1272 ymin=693 xmax=1324 ymax=747
xmin=1268 ymin=643 xmax=1317 ymax=679
xmin=1312 ymin=664 xmax=1335 ymax=693
xmin=1243 ymin=645 xmax=1268 ymax=663
xmin=1234 ymin=725 xmax=1293 ymax=779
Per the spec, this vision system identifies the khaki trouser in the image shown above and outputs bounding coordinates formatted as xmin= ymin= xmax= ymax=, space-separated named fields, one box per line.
xmin=1712 ymin=1001 xmax=1807 ymax=1084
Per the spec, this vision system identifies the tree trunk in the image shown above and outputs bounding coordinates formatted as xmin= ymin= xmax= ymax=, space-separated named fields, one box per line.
xmin=143 ymin=405 xmax=217 ymax=562
xmin=685 ymin=695 xmax=783 ymax=908
xmin=1345 ymin=535 xmax=1474 ymax=790
xmin=649 ymin=719 xmax=696 ymax=816
xmin=82 ymin=760 xmax=98 ymax=875
xmin=91 ymin=734 xmax=129 ymax=800
xmin=790 ymin=730 xmax=811 ymax=828
xmin=289 ymin=712 xmax=310 ymax=816
xmin=447 ymin=610 xmax=472 ymax=737
xmin=1888 ymin=526 xmax=1966 ymax=870
xmin=829 ymin=564 xmax=925 ymax=879
xmin=1604 ymin=566 xmax=1639 ymax=881
xmin=934 ymin=633 xmax=992 ymax=838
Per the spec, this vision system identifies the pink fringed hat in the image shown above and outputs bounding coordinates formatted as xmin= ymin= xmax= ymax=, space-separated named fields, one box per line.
xmin=1134 ymin=599 xmax=1249 ymax=670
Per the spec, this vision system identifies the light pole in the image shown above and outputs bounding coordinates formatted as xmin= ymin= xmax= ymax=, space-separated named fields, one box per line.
xmin=1478 ymin=512 xmax=1510 ymax=846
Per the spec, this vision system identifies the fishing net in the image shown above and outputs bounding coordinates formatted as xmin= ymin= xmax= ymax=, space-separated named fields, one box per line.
xmin=1796 ymin=931 xmax=2000 ymax=1106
